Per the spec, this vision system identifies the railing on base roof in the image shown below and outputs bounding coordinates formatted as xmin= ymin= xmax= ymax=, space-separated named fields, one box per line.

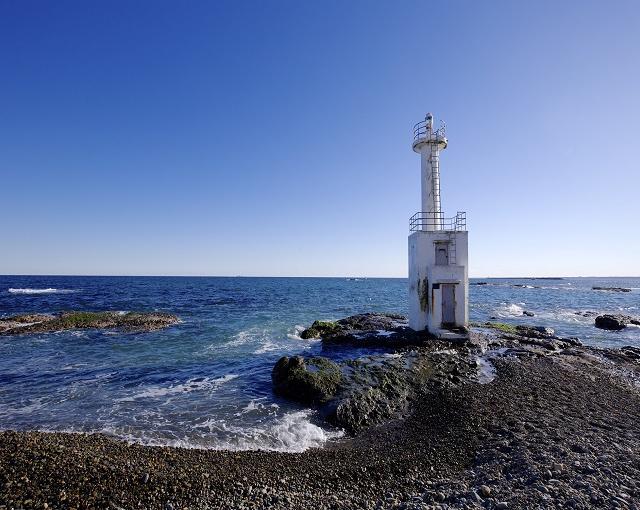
xmin=409 ymin=211 xmax=466 ymax=232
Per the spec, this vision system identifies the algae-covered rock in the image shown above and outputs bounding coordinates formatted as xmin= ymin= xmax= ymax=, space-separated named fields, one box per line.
xmin=300 ymin=320 xmax=341 ymax=340
xmin=271 ymin=356 xmax=343 ymax=404
xmin=299 ymin=313 xmax=427 ymax=347
xmin=0 ymin=311 xmax=180 ymax=335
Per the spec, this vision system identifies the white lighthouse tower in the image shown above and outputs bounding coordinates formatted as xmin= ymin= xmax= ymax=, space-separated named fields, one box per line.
xmin=408 ymin=113 xmax=469 ymax=339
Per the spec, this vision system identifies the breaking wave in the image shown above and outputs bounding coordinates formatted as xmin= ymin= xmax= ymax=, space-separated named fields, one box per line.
xmin=8 ymin=288 xmax=77 ymax=295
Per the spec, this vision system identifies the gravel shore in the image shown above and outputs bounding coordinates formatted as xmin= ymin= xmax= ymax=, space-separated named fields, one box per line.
xmin=1 ymin=345 xmax=639 ymax=509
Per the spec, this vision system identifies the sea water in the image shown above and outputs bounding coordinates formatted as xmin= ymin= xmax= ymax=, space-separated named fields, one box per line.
xmin=0 ymin=275 xmax=638 ymax=451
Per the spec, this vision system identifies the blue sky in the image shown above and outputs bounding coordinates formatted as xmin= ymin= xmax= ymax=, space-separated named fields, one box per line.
xmin=1 ymin=0 xmax=638 ymax=277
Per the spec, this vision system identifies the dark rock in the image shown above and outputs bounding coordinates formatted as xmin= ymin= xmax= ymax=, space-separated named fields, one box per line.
xmin=575 ymin=311 xmax=598 ymax=317
xmin=471 ymin=282 xmax=488 ymax=286
xmin=270 ymin=345 xmax=473 ymax=434
xmin=300 ymin=320 xmax=342 ymax=339
xmin=271 ymin=356 xmax=342 ymax=404
xmin=478 ymin=485 xmax=491 ymax=498
xmin=0 ymin=311 xmax=180 ymax=335
xmin=300 ymin=313 xmax=431 ymax=347
xmin=523 ymin=311 xmax=535 ymax=317
xmin=592 ymin=287 xmax=632 ymax=293
xmin=515 ymin=326 xmax=555 ymax=338
xmin=595 ymin=314 xmax=633 ymax=331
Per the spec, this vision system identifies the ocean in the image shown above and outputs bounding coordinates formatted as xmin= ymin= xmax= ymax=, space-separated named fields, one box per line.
xmin=0 ymin=275 xmax=638 ymax=452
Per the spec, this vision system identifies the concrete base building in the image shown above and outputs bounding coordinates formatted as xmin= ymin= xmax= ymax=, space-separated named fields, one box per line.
xmin=408 ymin=114 xmax=469 ymax=339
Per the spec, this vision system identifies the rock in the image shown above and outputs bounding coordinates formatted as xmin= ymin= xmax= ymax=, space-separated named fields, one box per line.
xmin=575 ymin=311 xmax=598 ymax=317
xmin=515 ymin=325 xmax=555 ymax=338
xmin=478 ymin=485 xmax=491 ymax=498
xmin=592 ymin=287 xmax=631 ymax=293
xmin=300 ymin=321 xmax=342 ymax=339
xmin=300 ymin=313 xmax=429 ymax=347
xmin=595 ymin=314 xmax=633 ymax=331
xmin=0 ymin=311 xmax=180 ymax=335
xmin=271 ymin=356 xmax=342 ymax=404
xmin=496 ymin=503 xmax=508 ymax=510
xmin=522 ymin=311 xmax=535 ymax=317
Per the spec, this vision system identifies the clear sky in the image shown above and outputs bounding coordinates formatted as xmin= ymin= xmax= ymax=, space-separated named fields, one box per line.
xmin=1 ymin=0 xmax=639 ymax=277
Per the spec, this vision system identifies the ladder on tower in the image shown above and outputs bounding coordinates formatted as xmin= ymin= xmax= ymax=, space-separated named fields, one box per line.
xmin=429 ymin=145 xmax=442 ymax=226
xmin=447 ymin=231 xmax=457 ymax=265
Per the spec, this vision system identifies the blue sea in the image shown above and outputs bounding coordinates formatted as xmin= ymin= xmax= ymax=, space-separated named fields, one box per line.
xmin=0 ymin=276 xmax=638 ymax=451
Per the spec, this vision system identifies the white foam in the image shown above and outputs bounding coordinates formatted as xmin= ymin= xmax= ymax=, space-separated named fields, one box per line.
xmin=495 ymin=303 xmax=524 ymax=317
xmin=8 ymin=288 xmax=76 ymax=295
xmin=234 ymin=399 xmax=280 ymax=417
xmin=104 ymin=409 xmax=343 ymax=453
xmin=286 ymin=325 xmax=306 ymax=340
xmin=118 ymin=374 xmax=238 ymax=402
xmin=253 ymin=341 xmax=279 ymax=354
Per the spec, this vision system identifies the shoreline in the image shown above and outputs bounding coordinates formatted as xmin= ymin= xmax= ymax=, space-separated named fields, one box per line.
xmin=2 ymin=339 xmax=639 ymax=509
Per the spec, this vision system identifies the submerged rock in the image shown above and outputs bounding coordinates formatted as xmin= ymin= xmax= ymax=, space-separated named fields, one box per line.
xmin=592 ymin=287 xmax=632 ymax=293
xmin=594 ymin=314 xmax=640 ymax=330
xmin=0 ymin=311 xmax=180 ymax=335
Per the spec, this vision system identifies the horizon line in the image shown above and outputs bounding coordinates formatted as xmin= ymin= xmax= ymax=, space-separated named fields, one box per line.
xmin=1 ymin=274 xmax=639 ymax=279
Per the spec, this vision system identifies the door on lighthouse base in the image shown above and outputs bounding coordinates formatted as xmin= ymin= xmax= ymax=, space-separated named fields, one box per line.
xmin=441 ymin=284 xmax=456 ymax=327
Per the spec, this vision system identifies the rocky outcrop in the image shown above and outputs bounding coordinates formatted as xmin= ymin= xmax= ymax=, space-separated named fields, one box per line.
xmin=0 ymin=311 xmax=180 ymax=335
xmin=272 ymin=349 xmax=476 ymax=434
xmin=593 ymin=287 xmax=632 ymax=292
xmin=277 ymin=315 xmax=592 ymax=435
xmin=594 ymin=314 xmax=640 ymax=331
xmin=299 ymin=313 xmax=430 ymax=347
xmin=473 ymin=322 xmax=582 ymax=350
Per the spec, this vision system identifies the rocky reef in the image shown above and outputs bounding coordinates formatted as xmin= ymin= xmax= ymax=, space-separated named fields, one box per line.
xmin=0 ymin=311 xmax=180 ymax=335
xmin=592 ymin=286 xmax=632 ymax=292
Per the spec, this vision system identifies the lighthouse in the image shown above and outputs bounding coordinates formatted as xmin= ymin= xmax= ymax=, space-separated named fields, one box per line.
xmin=408 ymin=113 xmax=469 ymax=339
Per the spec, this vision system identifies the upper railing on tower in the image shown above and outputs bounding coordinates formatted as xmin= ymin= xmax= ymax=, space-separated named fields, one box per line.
xmin=413 ymin=120 xmax=447 ymax=143
xmin=409 ymin=211 xmax=466 ymax=232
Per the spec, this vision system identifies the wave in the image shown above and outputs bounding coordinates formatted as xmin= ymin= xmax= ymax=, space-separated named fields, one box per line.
xmin=191 ymin=409 xmax=343 ymax=452
xmin=117 ymin=374 xmax=238 ymax=402
xmin=286 ymin=325 xmax=306 ymax=341
xmin=494 ymin=303 xmax=524 ymax=317
xmin=8 ymin=288 xmax=77 ymax=295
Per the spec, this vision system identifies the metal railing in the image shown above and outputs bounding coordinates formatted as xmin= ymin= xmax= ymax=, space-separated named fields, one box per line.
xmin=413 ymin=120 xmax=446 ymax=143
xmin=409 ymin=211 xmax=466 ymax=232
